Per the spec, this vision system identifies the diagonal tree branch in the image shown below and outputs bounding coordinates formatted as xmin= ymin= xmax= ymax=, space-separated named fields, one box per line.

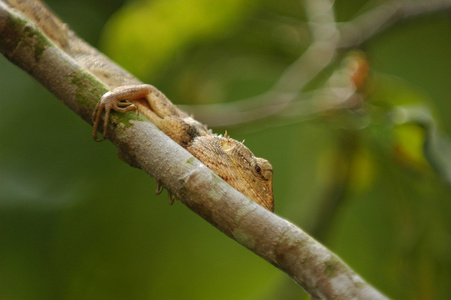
xmin=0 ymin=0 xmax=387 ymax=298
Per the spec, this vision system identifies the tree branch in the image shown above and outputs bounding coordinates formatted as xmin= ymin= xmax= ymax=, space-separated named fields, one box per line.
xmin=0 ymin=0 xmax=387 ymax=298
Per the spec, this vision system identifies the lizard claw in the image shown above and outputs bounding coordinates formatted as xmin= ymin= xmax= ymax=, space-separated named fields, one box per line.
xmin=155 ymin=182 xmax=178 ymax=206
xmin=155 ymin=182 xmax=164 ymax=195
xmin=168 ymin=192 xmax=177 ymax=205
xmin=92 ymin=92 xmax=137 ymax=141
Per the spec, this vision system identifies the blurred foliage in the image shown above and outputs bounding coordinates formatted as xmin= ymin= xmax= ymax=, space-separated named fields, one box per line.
xmin=100 ymin=0 xmax=259 ymax=79
xmin=1 ymin=0 xmax=451 ymax=299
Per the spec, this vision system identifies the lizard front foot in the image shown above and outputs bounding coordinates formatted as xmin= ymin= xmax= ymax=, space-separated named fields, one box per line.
xmin=92 ymin=85 xmax=153 ymax=141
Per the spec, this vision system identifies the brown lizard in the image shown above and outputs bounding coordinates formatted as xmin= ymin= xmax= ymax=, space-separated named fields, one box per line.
xmin=92 ymin=84 xmax=274 ymax=212
xmin=3 ymin=0 xmax=274 ymax=211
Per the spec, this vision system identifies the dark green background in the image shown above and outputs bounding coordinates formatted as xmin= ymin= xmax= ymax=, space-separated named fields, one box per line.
xmin=1 ymin=0 xmax=451 ymax=299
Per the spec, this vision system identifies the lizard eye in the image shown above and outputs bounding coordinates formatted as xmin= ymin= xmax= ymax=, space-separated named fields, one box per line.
xmin=253 ymin=158 xmax=273 ymax=181
xmin=254 ymin=164 xmax=262 ymax=174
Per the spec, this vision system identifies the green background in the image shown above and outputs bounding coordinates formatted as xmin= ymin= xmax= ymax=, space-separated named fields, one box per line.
xmin=1 ymin=0 xmax=451 ymax=299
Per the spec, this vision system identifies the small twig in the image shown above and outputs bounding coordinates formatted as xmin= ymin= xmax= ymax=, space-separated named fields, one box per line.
xmin=338 ymin=0 xmax=451 ymax=48
xmin=181 ymin=0 xmax=339 ymax=127
xmin=182 ymin=0 xmax=451 ymax=128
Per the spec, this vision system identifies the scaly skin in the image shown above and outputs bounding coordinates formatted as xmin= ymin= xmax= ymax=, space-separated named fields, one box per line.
xmin=92 ymin=84 xmax=274 ymax=211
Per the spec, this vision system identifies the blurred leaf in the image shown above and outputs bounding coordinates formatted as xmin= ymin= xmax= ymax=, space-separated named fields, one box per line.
xmin=348 ymin=144 xmax=376 ymax=194
xmin=368 ymin=74 xmax=451 ymax=184
xmin=369 ymin=74 xmax=433 ymax=107
xmin=391 ymin=104 xmax=451 ymax=185
xmin=391 ymin=123 xmax=430 ymax=172
xmin=100 ymin=0 xmax=257 ymax=79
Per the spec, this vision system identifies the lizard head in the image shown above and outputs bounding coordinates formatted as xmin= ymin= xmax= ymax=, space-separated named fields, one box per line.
xmin=221 ymin=139 xmax=274 ymax=212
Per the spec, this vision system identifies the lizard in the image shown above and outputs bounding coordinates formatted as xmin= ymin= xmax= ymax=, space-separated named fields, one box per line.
xmin=92 ymin=84 xmax=275 ymax=212
xmin=2 ymin=0 xmax=274 ymax=212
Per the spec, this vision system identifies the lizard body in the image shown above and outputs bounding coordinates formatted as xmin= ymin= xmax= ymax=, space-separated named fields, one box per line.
xmin=2 ymin=0 xmax=274 ymax=211
xmin=93 ymin=85 xmax=274 ymax=211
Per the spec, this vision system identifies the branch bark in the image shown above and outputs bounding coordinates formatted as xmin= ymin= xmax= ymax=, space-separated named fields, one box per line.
xmin=0 ymin=0 xmax=387 ymax=299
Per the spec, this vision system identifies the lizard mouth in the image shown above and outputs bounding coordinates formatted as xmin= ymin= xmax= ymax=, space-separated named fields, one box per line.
xmin=256 ymin=186 xmax=274 ymax=212
xmin=238 ymin=165 xmax=274 ymax=212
